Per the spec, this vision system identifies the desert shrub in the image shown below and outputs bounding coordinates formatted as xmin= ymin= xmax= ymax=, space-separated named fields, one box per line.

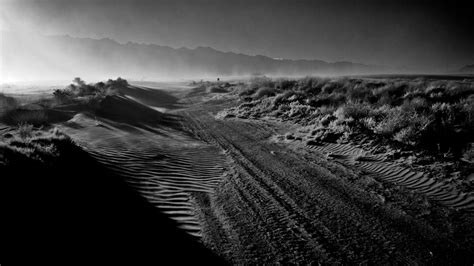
xmin=445 ymin=83 xmax=474 ymax=102
xmin=52 ymin=77 xmax=126 ymax=105
xmin=319 ymin=114 xmax=336 ymax=127
xmin=209 ymin=86 xmax=228 ymax=93
xmin=400 ymin=97 xmax=430 ymax=114
xmin=374 ymin=82 xmax=408 ymax=106
xmin=321 ymin=81 xmax=339 ymax=94
xmin=106 ymin=77 xmax=129 ymax=89
xmin=249 ymin=76 xmax=274 ymax=90
xmin=393 ymin=113 xmax=433 ymax=145
xmin=254 ymin=87 xmax=276 ymax=99
xmin=238 ymin=87 xmax=258 ymax=97
xmin=103 ymin=86 xmax=120 ymax=96
xmin=419 ymin=102 xmax=474 ymax=153
xmin=224 ymin=76 xmax=474 ymax=154
xmin=73 ymin=77 xmax=85 ymax=87
xmin=372 ymin=108 xmax=402 ymax=135
xmin=53 ymin=89 xmax=73 ymax=104
xmin=71 ymin=84 xmax=99 ymax=97
xmin=296 ymin=77 xmax=328 ymax=94
xmin=18 ymin=123 xmax=34 ymax=139
xmin=327 ymin=93 xmax=347 ymax=107
xmin=276 ymin=79 xmax=297 ymax=91
xmin=460 ymin=95 xmax=474 ymax=124
xmin=317 ymin=105 xmax=337 ymax=116
xmin=273 ymin=90 xmax=296 ymax=106
xmin=369 ymin=106 xmax=433 ymax=145
xmin=361 ymin=117 xmax=377 ymax=130
xmin=287 ymin=102 xmax=313 ymax=118
xmin=335 ymin=103 xmax=372 ymax=121
xmin=0 ymin=93 xmax=18 ymax=113
xmin=347 ymin=83 xmax=376 ymax=103
xmin=327 ymin=118 xmax=352 ymax=135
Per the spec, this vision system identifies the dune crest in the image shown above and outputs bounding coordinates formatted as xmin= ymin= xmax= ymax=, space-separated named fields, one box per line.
xmin=57 ymin=86 xmax=228 ymax=237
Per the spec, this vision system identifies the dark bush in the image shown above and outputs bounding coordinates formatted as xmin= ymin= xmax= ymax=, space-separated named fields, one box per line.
xmin=0 ymin=93 xmax=18 ymax=113
xmin=52 ymin=77 xmax=127 ymax=105
xmin=254 ymin=87 xmax=276 ymax=99
xmin=209 ymin=86 xmax=228 ymax=93
xmin=53 ymin=89 xmax=73 ymax=104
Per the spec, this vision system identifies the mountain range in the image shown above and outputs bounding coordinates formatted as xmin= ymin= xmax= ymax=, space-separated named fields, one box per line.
xmin=458 ymin=64 xmax=474 ymax=74
xmin=2 ymin=31 xmax=392 ymax=82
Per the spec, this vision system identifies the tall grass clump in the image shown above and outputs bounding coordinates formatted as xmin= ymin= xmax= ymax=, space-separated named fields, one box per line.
xmin=228 ymin=76 xmax=474 ymax=156
xmin=1 ymin=109 xmax=49 ymax=127
xmin=18 ymin=123 xmax=34 ymax=139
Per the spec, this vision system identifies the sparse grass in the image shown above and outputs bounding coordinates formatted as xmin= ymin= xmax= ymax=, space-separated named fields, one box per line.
xmin=0 ymin=126 xmax=67 ymax=164
xmin=18 ymin=123 xmax=34 ymax=139
xmin=254 ymin=87 xmax=277 ymax=99
xmin=2 ymin=109 xmax=49 ymax=126
xmin=225 ymin=76 xmax=474 ymax=157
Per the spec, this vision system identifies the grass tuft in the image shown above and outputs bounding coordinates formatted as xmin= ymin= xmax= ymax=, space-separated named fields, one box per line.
xmin=224 ymin=76 xmax=474 ymax=156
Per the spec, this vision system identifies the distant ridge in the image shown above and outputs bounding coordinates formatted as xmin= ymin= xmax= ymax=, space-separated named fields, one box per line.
xmin=458 ymin=64 xmax=474 ymax=74
xmin=2 ymin=31 xmax=390 ymax=81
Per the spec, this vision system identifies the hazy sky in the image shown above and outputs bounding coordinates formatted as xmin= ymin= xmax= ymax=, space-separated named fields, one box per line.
xmin=1 ymin=0 xmax=473 ymax=71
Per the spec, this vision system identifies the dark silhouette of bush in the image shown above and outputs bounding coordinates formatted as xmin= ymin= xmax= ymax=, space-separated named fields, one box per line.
xmin=0 ymin=93 xmax=18 ymax=113
xmin=53 ymin=89 xmax=73 ymax=104
xmin=52 ymin=77 xmax=126 ymax=105
xmin=209 ymin=86 xmax=228 ymax=93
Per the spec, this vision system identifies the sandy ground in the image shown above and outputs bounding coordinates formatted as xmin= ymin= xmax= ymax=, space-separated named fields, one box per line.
xmin=4 ymin=81 xmax=473 ymax=263
xmin=179 ymin=96 xmax=473 ymax=264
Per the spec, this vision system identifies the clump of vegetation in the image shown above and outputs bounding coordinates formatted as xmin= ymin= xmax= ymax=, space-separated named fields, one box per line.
xmin=209 ymin=86 xmax=229 ymax=93
xmin=53 ymin=77 xmax=126 ymax=104
xmin=18 ymin=123 xmax=34 ymax=139
xmin=0 ymin=93 xmax=18 ymax=113
xmin=224 ymin=76 xmax=474 ymax=157
xmin=0 ymin=126 xmax=67 ymax=165
xmin=1 ymin=77 xmax=128 ymax=127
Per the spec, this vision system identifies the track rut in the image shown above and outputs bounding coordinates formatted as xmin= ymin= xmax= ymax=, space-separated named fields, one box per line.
xmin=181 ymin=108 xmax=473 ymax=264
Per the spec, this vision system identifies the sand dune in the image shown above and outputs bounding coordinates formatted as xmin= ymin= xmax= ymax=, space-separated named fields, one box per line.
xmin=57 ymin=88 xmax=228 ymax=237
xmin=305 ymin=142 xmax=474 ymax=212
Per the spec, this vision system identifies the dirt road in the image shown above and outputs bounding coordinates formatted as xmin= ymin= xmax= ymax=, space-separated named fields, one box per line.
xmin=176 ymin=96 xmax=473 ymax=264
xmin=51 ymin=83 xmax=472 ymax=264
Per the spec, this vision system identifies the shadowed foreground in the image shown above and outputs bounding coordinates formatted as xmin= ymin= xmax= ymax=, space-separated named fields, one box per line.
xmin=3 ymin=134 xmax=224 ymax=263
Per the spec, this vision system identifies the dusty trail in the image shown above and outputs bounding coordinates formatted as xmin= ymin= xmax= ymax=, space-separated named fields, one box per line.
xmin=27 ymin=82 xmax=471 ymax=263
xmin=177 ymin=100 xmax=473 ymax=264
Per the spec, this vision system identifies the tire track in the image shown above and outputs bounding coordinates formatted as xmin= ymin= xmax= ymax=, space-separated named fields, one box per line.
xmin=182 ymin=110 xmax=455 ymax=264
